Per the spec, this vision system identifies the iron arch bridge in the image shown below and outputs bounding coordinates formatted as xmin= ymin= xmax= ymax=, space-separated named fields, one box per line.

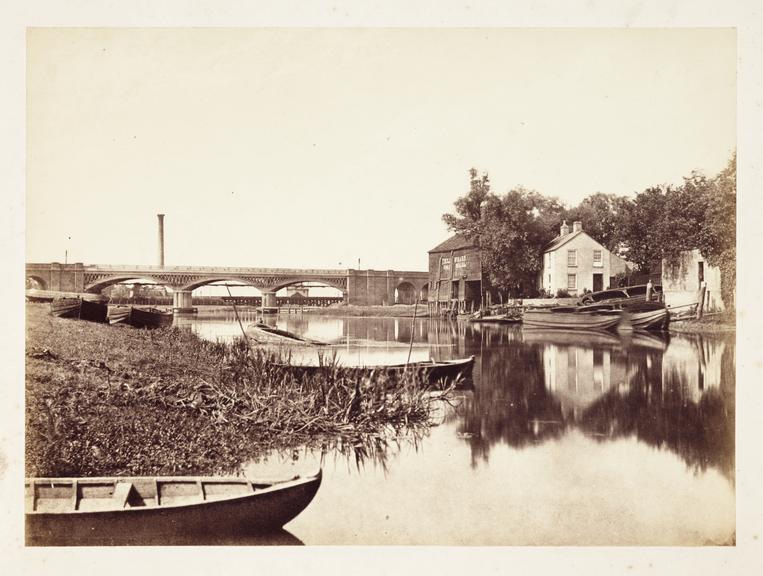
xmin=26 ymin=262 xmax=429 ymax=310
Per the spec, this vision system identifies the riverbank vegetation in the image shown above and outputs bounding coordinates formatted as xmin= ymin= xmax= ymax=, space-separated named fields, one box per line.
xmin=443 ymin=154 xmax=736 ymax=307
xmin=25 ymin=304 xmax=452 ymax=477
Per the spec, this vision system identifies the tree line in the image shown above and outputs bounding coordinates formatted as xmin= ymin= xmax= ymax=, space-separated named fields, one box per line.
xmin=442 ymin=153 xmax=736 ymax=305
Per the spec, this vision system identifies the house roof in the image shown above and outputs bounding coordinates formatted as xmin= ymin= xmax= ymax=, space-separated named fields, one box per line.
xmin=428 ymin=234 xmax=477 ymax=253
xmin=543 ymin=230 xmax=603 ymax=253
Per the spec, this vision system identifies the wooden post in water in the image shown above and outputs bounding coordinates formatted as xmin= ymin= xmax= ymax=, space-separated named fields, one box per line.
xmin=696 ymin=282 xmax=707 ymax=319
xmin=406 ymin=298 xmax=418 ymax=366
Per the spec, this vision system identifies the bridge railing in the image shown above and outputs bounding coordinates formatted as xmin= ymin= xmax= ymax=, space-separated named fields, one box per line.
xmin=88 ymin=264 xmax=351 ymax=275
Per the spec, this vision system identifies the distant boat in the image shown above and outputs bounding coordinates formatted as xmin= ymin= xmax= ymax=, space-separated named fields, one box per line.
xmin=522 ymin=308 xmax=623 ymax=331
xmin=574 ymin=300 xmax=670 ymax=332
xmin=248 ymin=323 xmax=327 ymax=345
xmin=50 ymin=297 xmax=109 ymax=323
xmin=27 ymin=289 xmax=108 ymax=304
xmin=25 ymin=470 xmax=322 ymax=544
xmin=469 ymin=310 xmax=522 ymax=324
xmin=578 ymin=284 xmax=663 ymax=306
xmin=275 ymin=355 xmax=476 ymax=387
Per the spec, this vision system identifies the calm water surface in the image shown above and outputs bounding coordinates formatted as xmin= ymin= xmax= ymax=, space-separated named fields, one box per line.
xmin=177 ymin=310 xmax=736 ymax=546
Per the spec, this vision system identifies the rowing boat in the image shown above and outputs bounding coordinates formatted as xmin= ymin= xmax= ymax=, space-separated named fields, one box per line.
xmin=26 ymin=470 xmax=322 ymax=545
xmin=276 ymin=355 xmax=476 ymax=387
xmin=522 ymin=308 xmax=623 ymax=331
xmin=248 ymin=323 xmax=327 ymax=345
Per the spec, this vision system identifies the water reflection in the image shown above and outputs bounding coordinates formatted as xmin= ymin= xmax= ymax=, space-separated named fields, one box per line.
xmin=182 ymin=312 xmax=734 ymax=481
xmin=27 ymin=525 xmax=304 ymax=546
xmin=179 ymin=312 xmax=734 ymax=544
xmin=450 ymin=325 xmax=734 ymax=480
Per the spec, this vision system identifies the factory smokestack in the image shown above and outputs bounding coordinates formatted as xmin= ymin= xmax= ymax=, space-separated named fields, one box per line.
xmin=157 ymin=214 xmax=165 ymax=267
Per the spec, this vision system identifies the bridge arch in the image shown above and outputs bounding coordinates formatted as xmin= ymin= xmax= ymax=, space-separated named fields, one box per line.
xmin=179 ymin=277 xmax=263 ymax=292
xmin=85 ymin=275 xmax=171 ymax=293
xmin=395 ymin=281 xmax=417 ymax=304
xmin=26 ymin=275 xmax=48 ymax=290
xmin=269 ymin=278 xmax=347 ymax=297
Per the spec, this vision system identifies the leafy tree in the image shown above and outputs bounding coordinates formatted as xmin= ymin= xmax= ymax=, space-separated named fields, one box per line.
xmin=698 ymin=153 xmax=736 ymax=307
xmin=442 ymin=169 xmax=563 ymax=296
xmin=618 ymin=186 xmax=668 ymax=272
xmin=563 ymin=192 xmax=630 ymax=253
xmin=661 ymin=173 xmax=712 ymax=263
xmin=442 ymin=168 xmax=491 ymax=239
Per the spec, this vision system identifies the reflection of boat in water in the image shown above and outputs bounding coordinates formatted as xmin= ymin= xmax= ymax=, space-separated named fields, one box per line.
xmin=248 ymin=323 xmax=328 ymax=345
xmin=521 ymin=328 xmax=623 ymax=348
xmin=50 ymin=298 xmax=109 ymax=323
xmin=522 ymin=309 xmax=622 ymax=331
xmin=26 ymin=470 xmax=322 ymax=546
xmin=275 ymin=355 xmax=475 ymax=387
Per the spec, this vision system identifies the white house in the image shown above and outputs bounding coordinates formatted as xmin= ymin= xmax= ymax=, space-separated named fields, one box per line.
xmin=540 ymin=220 xmax=629 ymax=296
xmin=661 ymin=249 xmax=727 ymax=312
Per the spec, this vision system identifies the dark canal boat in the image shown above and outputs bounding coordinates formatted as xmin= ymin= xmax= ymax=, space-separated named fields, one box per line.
xmin=107 ymin=306 xmax=174 ymax=328
xmin=26 ymin=470 xmax=322 ymax=545
xmin=50 ymin=297 xmax=109 ymax=323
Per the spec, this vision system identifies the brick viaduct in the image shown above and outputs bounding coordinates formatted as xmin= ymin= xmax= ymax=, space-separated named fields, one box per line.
xmin=25 ymin=262 xmax=430 ymax=310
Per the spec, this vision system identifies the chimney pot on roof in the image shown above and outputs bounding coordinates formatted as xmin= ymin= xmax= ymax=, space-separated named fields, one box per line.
xmin=573 ymin=221 xmax=582 ymax=233
xmin=560 ymin=220 xmax=570 ymax=236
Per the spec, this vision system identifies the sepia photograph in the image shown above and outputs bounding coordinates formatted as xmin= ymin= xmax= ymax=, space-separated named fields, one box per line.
xmin=4 ymin=2 xmax=762 ymax=573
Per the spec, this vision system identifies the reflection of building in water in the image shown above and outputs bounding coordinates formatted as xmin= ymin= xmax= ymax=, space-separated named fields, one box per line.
xmin=542 ymin=345 xmax=628 ymax=419
xmin=661 ymin=336 xmax=726 ymax=401
xmin=538 ymin=334 xmax=727 ymax=421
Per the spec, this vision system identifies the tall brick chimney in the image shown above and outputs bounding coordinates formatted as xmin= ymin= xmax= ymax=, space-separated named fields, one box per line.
xmin=560 ymin=220 xmax=570 ymax=236
xmin=573 ymin=221 xmax=582 ymax=233
xmin=157 ymin=214 xmax=165 ymax=267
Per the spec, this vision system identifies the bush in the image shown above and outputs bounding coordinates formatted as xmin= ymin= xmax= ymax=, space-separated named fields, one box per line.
xmin=555 ymin=288 xmax=571 ymax=298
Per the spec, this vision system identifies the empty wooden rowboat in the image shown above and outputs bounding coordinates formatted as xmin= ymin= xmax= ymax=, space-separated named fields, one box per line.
xmin=26 ymin=470 xmax=322 ymax=545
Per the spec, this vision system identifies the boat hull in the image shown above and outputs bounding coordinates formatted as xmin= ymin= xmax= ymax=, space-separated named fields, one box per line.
xmin=128 ymin=307 xmax=174 ymax=329
xmin=523 ymin=310 xmax=623 ymax=331
xmin=276 ymin=356 xmax=475 ymax=387
xmin=26 ymin=472 xmax=321 ymax=545
xmin=50 ymin=298 xmax=81 ymax=318
xmin=628 ymin=307 xmax=670 ymax=331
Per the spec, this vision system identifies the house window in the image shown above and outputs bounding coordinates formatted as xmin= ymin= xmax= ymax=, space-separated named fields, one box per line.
xmin=567 ymin=274 xmax=577 ymax=291
xmin=567 ymin=249 xmax=577 ymax=267
xmin=593 ymin=250 xmax=603 ymax=267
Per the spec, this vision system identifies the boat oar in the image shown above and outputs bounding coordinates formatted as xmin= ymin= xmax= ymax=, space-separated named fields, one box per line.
xmin=226 ymin=285 xmax=257 ymax=355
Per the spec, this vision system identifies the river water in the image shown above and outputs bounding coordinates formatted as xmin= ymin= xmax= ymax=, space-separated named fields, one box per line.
xmin=176 ymin=310 xmax=736 ymax=546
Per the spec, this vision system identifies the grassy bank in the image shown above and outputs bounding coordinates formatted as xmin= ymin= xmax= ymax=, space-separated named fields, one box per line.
xmin=669 ymin=312 xmax=736 ymax=334
xmin=25 ymin=304 xmax=450 ymax=477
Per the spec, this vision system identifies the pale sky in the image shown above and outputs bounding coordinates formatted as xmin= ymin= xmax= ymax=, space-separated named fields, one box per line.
xmin=26 ymin=28 xmax=736 ymax=271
